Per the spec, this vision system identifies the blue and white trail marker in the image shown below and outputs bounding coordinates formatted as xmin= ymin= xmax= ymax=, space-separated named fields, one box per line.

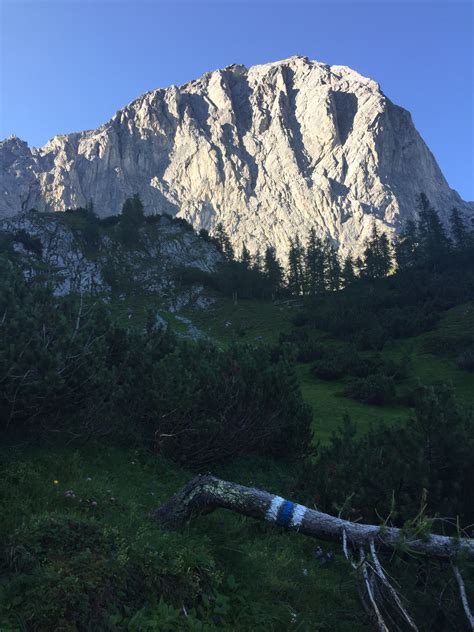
xmin=265 ymin=496 xmax=306 ymax=529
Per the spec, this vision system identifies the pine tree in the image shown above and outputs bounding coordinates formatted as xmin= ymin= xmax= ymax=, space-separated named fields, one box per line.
xmin=240 ymin=243 xmax=252 ymax=269
xmin=287 ymin=237 xmax=304 ymax=296
xmin=263 ymin=246 xmax=283 ymax=300
xmin=252 ymin=249 xmax=263 ymax=275
xmin=394 ymin=219 xmax=419 ymax=270
xmin=236 ymin=243 xmax=253 ymax=298
xmin=304 ymin=228 xmax=326 ymax=296
xmin=119 ymin=194 xmax=145 ymax=245
xmin=449 ymin=207 xmax=469 ymax=252
xmin=341 ymin=255 xmax=356 ymax=287
xmin=122 ymin=193 xmax=145 ymax=224
xmin=251 ymin=249 xmax=265 ymax=298
xmin=213 ymin=223 xmax=235 ymax=261
xmin=324 ymin=241 xmax=341 ymax=291
xmin=417 ymin=193 xmax=450 ymax=266
xmin=354 ymin=256 xmax=365 ymax=278
xmin=362 ymin=224 xmax=392 ymax=279
xmin=377 ymin=232 xmax=392 ymax=277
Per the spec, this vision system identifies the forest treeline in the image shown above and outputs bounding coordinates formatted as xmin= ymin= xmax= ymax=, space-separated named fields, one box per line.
xmin=11 ymin=192 xmax=472 ymax=304
xmin=209 ymin=193 xmax=474 ymax=300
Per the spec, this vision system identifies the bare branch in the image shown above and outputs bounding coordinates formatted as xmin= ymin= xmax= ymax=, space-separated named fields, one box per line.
xmin=452 ymin=564 xmax=474 ymax=630
xmin=369 ymin=539 xmax=418 ymax=631
xmin=359 ymin=548 xmax=390 ymax=632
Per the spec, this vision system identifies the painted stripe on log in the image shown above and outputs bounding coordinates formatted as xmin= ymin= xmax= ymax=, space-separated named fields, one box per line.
xmin=290 ymin=504 xmax=307 ymax=528
xmin=265 ymin=496 xmax=285 ymax=522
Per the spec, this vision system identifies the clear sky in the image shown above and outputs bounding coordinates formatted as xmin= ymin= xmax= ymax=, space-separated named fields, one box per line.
xmin=0 ymin=0 xmax=473 ymax=199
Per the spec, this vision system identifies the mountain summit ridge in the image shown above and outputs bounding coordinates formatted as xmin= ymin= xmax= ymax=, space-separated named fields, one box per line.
xmin=1 ymin=56 xmax=472 ymax=257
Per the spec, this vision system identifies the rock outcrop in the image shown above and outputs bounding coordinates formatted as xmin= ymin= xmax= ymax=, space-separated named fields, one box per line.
xmin=1 ymin=56 xmax=472 ymax=258
xmin=1 ymin=212 xmax=221 ymax=305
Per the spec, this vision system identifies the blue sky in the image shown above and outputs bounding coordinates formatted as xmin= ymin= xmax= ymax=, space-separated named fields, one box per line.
xmin=1 ymin=0 xmax=473 ymax=199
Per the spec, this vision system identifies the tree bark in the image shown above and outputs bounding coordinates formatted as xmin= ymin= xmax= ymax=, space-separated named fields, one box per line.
xmin=149 ymin=474 xmax=474 ymax=561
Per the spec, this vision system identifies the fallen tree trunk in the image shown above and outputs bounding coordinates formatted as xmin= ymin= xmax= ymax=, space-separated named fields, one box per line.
xmin=150 ymin=475 xmax=474 ymax=631
xmin=149 ymin=474 xmax=474 ymax=561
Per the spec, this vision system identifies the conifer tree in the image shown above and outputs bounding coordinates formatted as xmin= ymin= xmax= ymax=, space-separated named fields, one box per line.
xmin=252 ymin=249 xmax=263 ymax=275
xmin=287 ymin=237 xmax=304 ymax=296
xmin=394 ymin=219 xmax=419 ymax=270
xmin=341 ymin=255 xmax=356 ymax=287
xmin=304 ymin=228 xmax=326 ymax=296
xmin=417 ymin=193 xmax=450 ymax=266
xmin=378 ymin=231 xmax=392 ymax=276
xmin=263 ymin=246 xmax=283 ymax=300
xmin=449 ymin=207 xmax=470 ymax=251
xmin=86 ymin=198 xmax=96 ymax=216
xmin=240 ymin=243 xmax=252 ymax=270
xmin=122 ymin=193 xmax=145 ymax=223
xmin=119 ymin=194 xmax=145 ymax=245
xmin=237 ymin=243 xmax=254 ymax=298
xmin=213 ymin=222 xmax=235 ymax=261
xmin=324 ymin=241 xmax=341 ymax=291
xmin=362 ymin=223 xmax=392 ymax=279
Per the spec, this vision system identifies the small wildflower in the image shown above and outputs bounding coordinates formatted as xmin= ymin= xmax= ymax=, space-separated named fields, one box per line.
xmin=131 ymin=461 xmax=136 ymax=465
xmin=53 ymin=480 xmax=59 ymax=485
xmin=91 ymin=500 xmax=98 ymax=507
xmin=64 ymin=490 xmax=76 ymax=499
xmin=86 ymin=476 xmax=92 ymax=481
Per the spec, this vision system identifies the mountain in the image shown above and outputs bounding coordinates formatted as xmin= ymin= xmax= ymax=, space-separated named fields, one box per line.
xmin=1 ymin=55 xmax=472 ymax=258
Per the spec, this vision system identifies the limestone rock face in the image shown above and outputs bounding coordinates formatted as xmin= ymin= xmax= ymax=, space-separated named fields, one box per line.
xmin=1 ymin=212 xmax=221 ymax=301
xmin=1 ymin=56 xmax=472 ymax=258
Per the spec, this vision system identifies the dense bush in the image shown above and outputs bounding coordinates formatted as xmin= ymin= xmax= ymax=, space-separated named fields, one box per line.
xmin=172 ymin=265 xmax=216 ymax=289
xmin=0 ymin=258 xmax=117 ymax=437
xmin=378 ymin=304 xmax=438 ymax=339
xmin=423 ymin=333 xmax=474 ymax=359
xmin=298 ymin=384 xmax=474 ymax=530
xmin=457 ymin=346 xmax=474 ymax=371
xmin=144 ymin=213 xmax=161 ymax=224
xmin=309 ymin=343 xmax=407 ymax=383
xmin=311 ymin=353 xmax=349 ymax=380
xmin=99 ymin=214 xmax=120 ymax=227
xmin=0 ymin=257 xmax=313 ymax=466
xmin=344 ymin=374 xmax=396 ymax=405
xmin=144 ymin=342 xmax=313 ymax=465
xmin=63 ymin=206 xmax=101 ymax=251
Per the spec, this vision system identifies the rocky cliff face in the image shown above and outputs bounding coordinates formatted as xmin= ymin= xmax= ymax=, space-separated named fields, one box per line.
xmin=1 ymin=212 xmax=220 ymax=307
xmin=1 ymin=56 xmax=472 ymax=258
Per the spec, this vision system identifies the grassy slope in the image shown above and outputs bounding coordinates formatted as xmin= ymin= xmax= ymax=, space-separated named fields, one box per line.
xmin=2 ymin=293 xmax=472 ymax=630
xmin=0 ymin=446 xmax=365 ymax=631
xmin=186 ymin=297 xmax=474 ymax=443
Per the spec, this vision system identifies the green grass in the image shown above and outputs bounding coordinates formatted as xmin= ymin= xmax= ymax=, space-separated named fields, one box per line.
xmin=302 ymin=302 xmax=474 ymax=443
xmin=0 ymin=445 xmax=366 ymax=631
xmin=185 ymin=298 xmax=294 ymax=345
xmin=103 ymin=291 xmax=192 ymax=334
xmin=297 ymin=364 xmax=407 ymax=443
xmin=384 ymin=301 xmax=474 ymax=407
xmin=185 ymin=298 xmax=474 ymax=445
